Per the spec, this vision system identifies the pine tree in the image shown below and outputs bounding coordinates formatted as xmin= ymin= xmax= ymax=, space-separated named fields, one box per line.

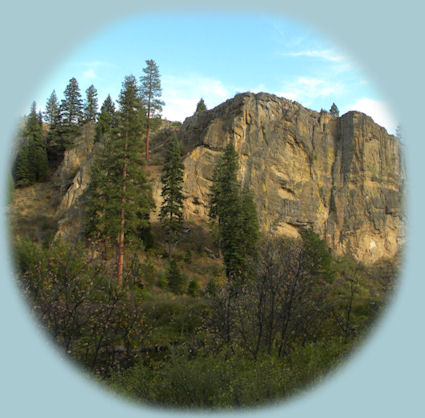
xmin=60 ymin=77 xmax=83 ymax=129
xmin=84 ymin=84 xmax=98 ymax=123
xmin=95 ymin=95 xmax=117 ymax=142
xmin=14 ymin=137 xmax=33 ymax=188
xmin=44 ymin=90 xmax=60 ymax=126
xmin=14 ymin=102 xmax=48 ymax=186
xmin=240 ymin=185 xmax=259 ymax=262
xmin=195 ymin=98 xmax=207 ymax=114
xmin=209 ymin=141 xmax=245 ymax=285
xmin=330 ymin=103 xmax=339 ymax=117
xmin=86 ymin=75 xmax=155 ymax=285
xmin=160 ymin=133 xmax=184 ymax=262
xmin=140 ymin=59 xmax=164 ymax=162
xmin=166 ymin=257 xmax=187 ymax=295
xmin=44 ymin=90 xmax=63 ymax=167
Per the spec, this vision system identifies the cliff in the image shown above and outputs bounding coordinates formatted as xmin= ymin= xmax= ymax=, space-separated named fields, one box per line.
xmin=51 ymin=93 xmax=405 ymax=264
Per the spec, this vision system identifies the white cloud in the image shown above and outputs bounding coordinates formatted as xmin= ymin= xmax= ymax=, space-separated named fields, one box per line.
xmin=342 ymin=98 xmax=397 ymax=134
xmin=284 ymin=49 xmax=345 ymax=63
xmin=277 ymin=77 xmax=345 ymax=106
xmin=162 ymin=74 xmax=231 ymax=121
xmin=82 ymin=68 xmax=96 ymax=80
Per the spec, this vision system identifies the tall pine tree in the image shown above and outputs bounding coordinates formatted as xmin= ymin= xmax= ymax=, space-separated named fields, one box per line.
xmin=60 ymin=77 xmax=83 ymax=130
xmin=86 ymin=75 xmax=155 ymax=285
xmin=160 ymin=133 xmax=184 ymax=262
xmin=44 ymin=90 xmax=60 ymax=126
xmin=140 ymin=59 xmax=164 ymax=162
xmin=14 ymin=102 xmax=48 ymax=186
xmin=95 ymin=95 xmax=117 ymax=142
xmin=84 ymin=84 xmax=98 ymax=123
xmin=209 ymin=141 xmax=245 ymax=285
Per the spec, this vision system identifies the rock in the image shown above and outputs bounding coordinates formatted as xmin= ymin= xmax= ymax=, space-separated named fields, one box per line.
xmin=160 ymin=92 xmax=405 ymax=264
xmin=55 ymin=93 xmax=405 ymax=264
xmin=54 ymin=123 xmax=97 ymax=242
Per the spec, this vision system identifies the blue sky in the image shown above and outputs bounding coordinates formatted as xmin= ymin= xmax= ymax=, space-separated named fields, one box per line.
xmin=34 ymin=13 xmax=397 ymax=133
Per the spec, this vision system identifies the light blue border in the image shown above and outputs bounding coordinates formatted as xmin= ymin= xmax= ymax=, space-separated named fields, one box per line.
xmin=1 ymin=1 xmax=423 ymax=417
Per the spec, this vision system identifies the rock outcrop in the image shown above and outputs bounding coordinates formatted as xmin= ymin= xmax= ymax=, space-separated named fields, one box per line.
xmin=175 ymin=93 xmax=405 ymax=264
xmin=55 ymin=93 xmax=405 ymax=264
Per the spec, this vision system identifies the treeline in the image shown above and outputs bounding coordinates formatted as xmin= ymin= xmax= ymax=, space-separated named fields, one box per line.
xmin=12 ymin=59 xmax=164 ymax=187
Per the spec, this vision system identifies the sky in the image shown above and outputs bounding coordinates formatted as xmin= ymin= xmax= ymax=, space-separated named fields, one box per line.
xmin=33 ymin=13 xmax=397 ymax=134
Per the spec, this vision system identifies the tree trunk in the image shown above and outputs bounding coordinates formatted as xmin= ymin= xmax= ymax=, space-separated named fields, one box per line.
xmin=145 ymin=92 xmax=151 ymax=162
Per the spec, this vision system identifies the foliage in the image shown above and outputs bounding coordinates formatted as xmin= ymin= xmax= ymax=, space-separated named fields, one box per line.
xmin=108 ymin=339 xmax=348 ymax=408
xmin=14 ymin=238 xmax=150 ymax=375
xmin=95 ymin=95 xmax=117 ymax=142
xmin=85 ymin=75 xmax=155 ymax=283
xmin=140 ymin=59 xmax=164 ymax=161
xmin=329 ymin=102 xmax=339 ymax=117
xmin=84 ymin=84 xmax=99 ymax=123
xmin=195 ymin=98 xmax=207 ymax=113
xmin=14 ymin=102 xmax=48 ymax=187
xmin=209 ymin=141 xmax=244 ymax=285
xmin=166 ymin=258 xmax=187 ymax=295
xmin=60 ymin=77 xmax=84 ymax=129
xmin=160 ymin=133 xmax=184 ymax=261
xmin=140 ymin=59 xmax=164 ymax=119
xmin=187 ymin=279 xmax=200 ymax=297
xmin=44 ymin=90 xmax=60 ymax=126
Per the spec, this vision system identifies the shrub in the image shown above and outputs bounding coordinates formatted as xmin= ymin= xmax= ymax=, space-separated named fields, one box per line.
xmin=187 ymin=279 xmax=200 ymax=297
xmin=167 ymin=259 xmax=187 ymax=294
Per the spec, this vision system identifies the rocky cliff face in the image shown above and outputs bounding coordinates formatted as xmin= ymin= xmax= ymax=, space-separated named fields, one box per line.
xmin=176 ymin=93 xmax=405 ymax=264
xmin=55 ymin=93 xmax=405 ymax=264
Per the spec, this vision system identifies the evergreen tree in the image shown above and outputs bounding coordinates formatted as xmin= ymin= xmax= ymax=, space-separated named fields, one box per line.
xmin=86 ymin=75 xmax=155 ymax=285
xmin=84 ymin=84 xmax=98 ymax=123
xmin=240 ymin=186 xmax=259 ymax=262
xmin=209 ymin=141 xmax=245 ymax=286
xmin=160 ymin=133 xmax=184 ymax=262
xmin=14 ymin=102 xmax=48 ymax=186
xmin=330 ymin=103 xmax=340 ymax=117
xmin=166 ymin=257 xmax=187 ymax=295
xmin=209 ymin=141 xmax=261 ymax=343
xmin=44 ymin=90 xmax=60 ymax=126
xmin=195 ymin=98 xmax=207 ymax=114
xmin=14 ymin=137 xmax=33 ymax=188
xmin=95 ymin=95 xmax=117 ymax=141
xmin=140 ymin=59 xmax=164 ymax=162
xmin=60 ymin=77 xmax=83 ymax=129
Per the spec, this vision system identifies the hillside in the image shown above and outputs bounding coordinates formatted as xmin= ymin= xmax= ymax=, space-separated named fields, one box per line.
xmin=20 ymin=92 xmax=405 ymax=264
xmin=9 ymin=91 xmax=404 ymax=408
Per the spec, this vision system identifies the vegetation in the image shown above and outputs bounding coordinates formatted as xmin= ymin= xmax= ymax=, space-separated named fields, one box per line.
xmin=160 ymin=133 xmax=184 ymax=262
xmin=84 ymin=84 xmax=99 ymax=123
xmin=13 ymin=102 xmax=48 ymax=187
xmin=330 ymin=102 xmax=340 ymax=117
xmin=85 ymin=75 xmax=155 ymax=285
xmin=140 ymin=59 xmax=164 ymax=161
xmin=195 ymin=98 xmax=207 ymax=113
xmin=10 ymin=67 xmax=400 ymax=409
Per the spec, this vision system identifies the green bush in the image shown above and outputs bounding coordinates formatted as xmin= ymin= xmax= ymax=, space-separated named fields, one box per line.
xmin=187 ymin=279 xmax=200 ymax=297
xmin=167 ymin=259 xmax=188 ymax=294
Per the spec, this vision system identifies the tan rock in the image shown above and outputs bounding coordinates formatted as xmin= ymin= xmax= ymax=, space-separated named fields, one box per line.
xmin=54 ymin=93 xmax=405 ymax=264
xmin=154 ymin=92 xmax=405 ymax=264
